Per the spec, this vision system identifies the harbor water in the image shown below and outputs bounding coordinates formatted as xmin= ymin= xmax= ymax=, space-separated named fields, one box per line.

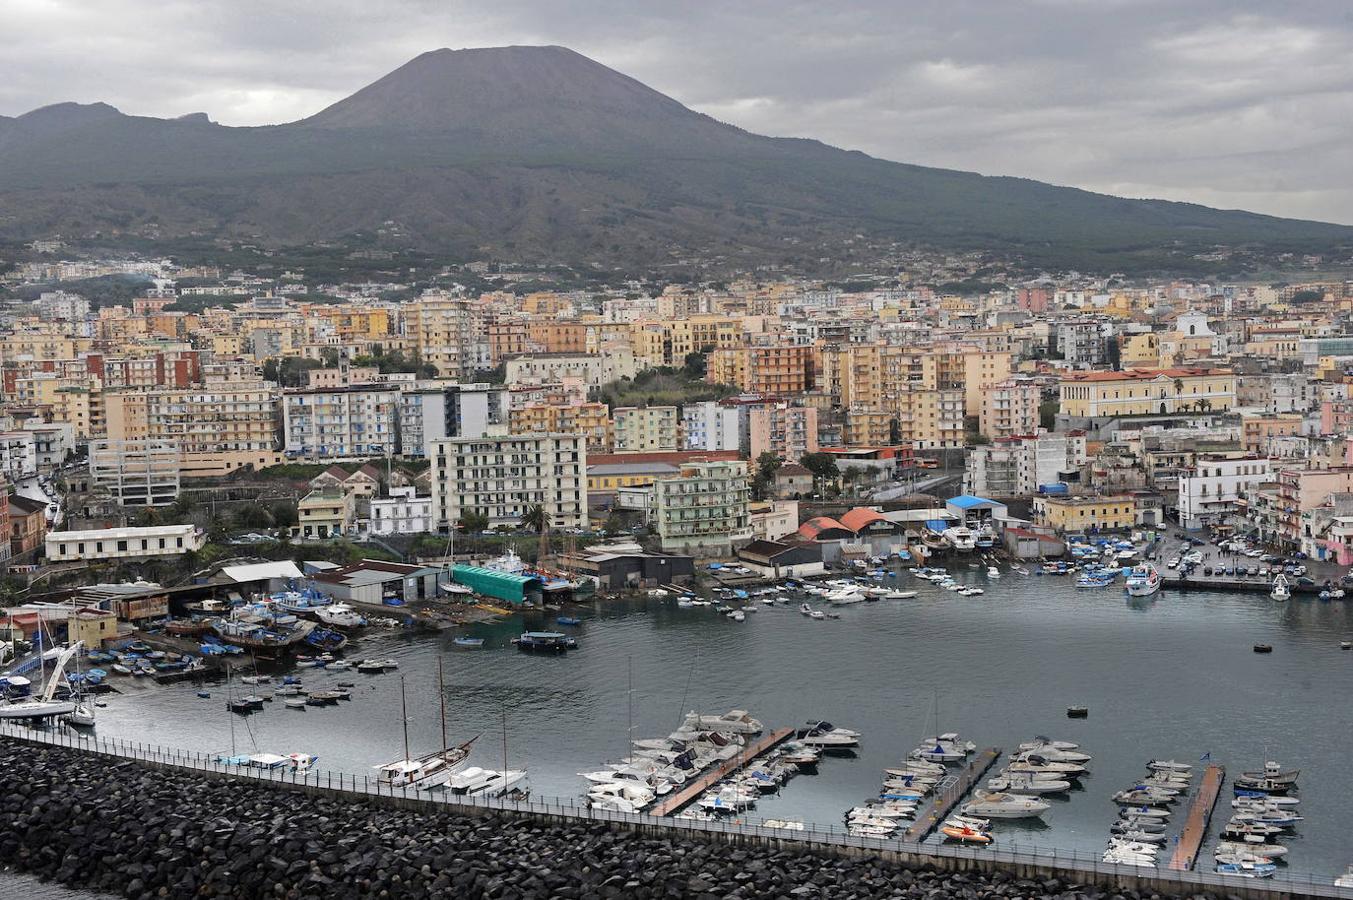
xmin=91 ymin=567 xmax=1353 ymax=879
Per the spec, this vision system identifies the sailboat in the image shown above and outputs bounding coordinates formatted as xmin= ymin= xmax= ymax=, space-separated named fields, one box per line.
xmin=0 ymin=639 xmax=81 ymax=720
xmin=64 ymin=644 xmax=97 ymax=728
xmin=374 ymin=666 xmax=478 ymax=790
xmin=440 ymin=521 xmax=473 ymax=596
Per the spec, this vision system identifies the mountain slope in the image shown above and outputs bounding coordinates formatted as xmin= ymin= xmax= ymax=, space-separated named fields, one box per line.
xmin=0 ymin=45 xmax=1348 ymax=271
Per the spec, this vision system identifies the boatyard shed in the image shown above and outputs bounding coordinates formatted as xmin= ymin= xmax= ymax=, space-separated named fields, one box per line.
xmin=558 ymin=543 xmax=695 ymax=590
xmin=450 ymin=565 xmax=542 ymax=605
xmin=946 ymin=495 xmax=1008 ymax=526
xmin=736 ymin=540 xmax=824 ymax=579
xmin=311 ymin=560 xmax=441 ymax=605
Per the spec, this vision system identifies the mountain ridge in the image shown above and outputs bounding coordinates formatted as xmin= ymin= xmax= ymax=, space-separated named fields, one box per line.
xmin=0 ymin=45 xmax=1348 ymax=272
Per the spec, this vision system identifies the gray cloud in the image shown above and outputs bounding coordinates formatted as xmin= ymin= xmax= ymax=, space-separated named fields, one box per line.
xmin=2 ymin=0 xmax=1351 ymax=223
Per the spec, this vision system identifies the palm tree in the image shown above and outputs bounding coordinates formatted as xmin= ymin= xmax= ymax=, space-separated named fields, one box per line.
xmin=522 ymin=504 xmax=548 ymax=534
xmin=1172 ymin=377 xmax=1184 ymax=412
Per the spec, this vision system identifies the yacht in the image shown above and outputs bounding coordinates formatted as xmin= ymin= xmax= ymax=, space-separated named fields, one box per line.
xmin=797 ymin=721 xmax=860 ymax=748
xmin=465 ymin=769 xmax=527 ymax=797
xmin=960 ymin=790 xmax=1050 ymax=819
xmin=683 ymin=710 xmax=763 ymax=734
xmin=942 ymin=527 xmax=977 ymax=552
xmin=986 ymin=774 xmax=1071 ymax=794
xmin=316 ymin=602 xmax=367 ymax=628
xmin=1124 ymin=563 xmax=1161 ymax=597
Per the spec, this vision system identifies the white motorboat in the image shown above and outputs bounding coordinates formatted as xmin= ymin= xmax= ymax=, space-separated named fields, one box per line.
xmin=697 ymin=785 xmax=757 ymax=812
xmin=883 ymin=590 xmax=918 ymax=599
xmin=986 ymin=566 xmax=1000 ymax=578
xmin=827 ymin=589 xmax=865 ymax=604
xmin=798 ymin=721 xmax=860 ymax=748
xmin=683 ymin=710 xmax=763 ymax=734
xmin=465 ymin=768 xmax=527 ymax=797
xmin=943 ymin=527 xmax=977 ymax=551
xmin=1335 ymin=866 xmax=1353 ymax=888
xmin=986 ymin=775 xmax=1071 ymax=795
xmin=1011 ymin=743 xmax=1091 ymax=763
xmin=1107 ymin=839 xmax=1161 ymax=856
xmin=1112 ymin=829 xmax=1167 ymax=844
xmin=1270 ymin=574 xmax=1291 ymax=601
xmin=1216 ymin=841 xmax=1287 ymax=859
xmin=316 ymin=602 xmax=368 ymax=628
xmin=1124 ymin=563 xmax=1161 ymax=597
xmin=1018 ymin=738 xmax=1079 ymax=752
xmin=1147 ymin=759 xmax=1192 ymax=773
xmin=960 ymin=791 xmax=1049 ymax=819
xmin=588 ymin=781 xmax=656 ymax=808
xmin=1233 ymin=795 xmax=1300 ymax=809
xmin=1006 ymin=757 xmax=1086 ymax=777
xmin=726 ymin=609 xmax=745 ymax=622
xmin=919 ymin=733 xmax=976 ymax=753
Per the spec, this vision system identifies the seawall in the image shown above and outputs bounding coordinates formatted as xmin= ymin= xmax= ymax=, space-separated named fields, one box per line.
xmin=0 ymin=726 xmax=1345 ymax=899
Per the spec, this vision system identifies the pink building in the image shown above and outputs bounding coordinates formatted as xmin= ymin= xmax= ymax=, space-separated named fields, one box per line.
xmin=980 ymin=379 xmax=1041 ymax=441
xmin=749 ymin=403 xmax=819 ymax=463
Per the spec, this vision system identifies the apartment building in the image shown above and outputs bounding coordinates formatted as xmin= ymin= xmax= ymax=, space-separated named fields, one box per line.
xmin=1176 ymin=455 xmax=1274 ymax=530
xmin=509 ymin=401 xmax=612 ymax=453
xmin=979 ymin=379 xmax=1040 ymax=441
xmin=890 ymin=388 xmax=965 ymax=449
xmin=747 ymin=403 xmax=819 ymax=461
xmin=0 ymin=431 xmax=38 ymax=481
xmin=1033 ymin=494 xmax=1138 ymax=534
xmin=964 ymin=430 xmax=1087 ymax=498
xmin=653 ymin=460 xmax=753 ymax=555
xmin=399 ymin=383 xmax=507 ymax=459
xmin=613 ymin=406 xmax=680 ymax=453
xmin=1242 ymin=414 xmax=1303 ymax=454
xmin=1274 ymin=467 xmax=1353 ymax=550
xmin=89 ymin=439 xmax=181 ymax=507
xmin=682 ymin=401 xmax=741 ymax=452
xmin=503 ymin=350 xmax=637 ymax=387
xmin=1059 ymin=368 xmax=1235 ymax=418
xmin=283 ymin=385 xmax=401 ymax=459
xmin=431 ymin=433 xmax=587 ymax=530
xmin=843 ymin=408 xmax=893 ymax=447
xmin=708 ymin=344 xmax=813 ymax=396
xmin=295 ymin=487 xmax=356 ymax=539
xmin=404 ymin=293 xmax=491 ymax=378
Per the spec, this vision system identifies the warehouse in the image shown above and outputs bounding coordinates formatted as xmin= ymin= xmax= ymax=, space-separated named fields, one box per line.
xmin=450 ymin=565 xmax=543 ymax=605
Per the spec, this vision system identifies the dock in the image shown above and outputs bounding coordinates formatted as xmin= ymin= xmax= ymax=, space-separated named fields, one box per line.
xmin=902 ymin=747 xmax=1003 ymax=842
xmin=1162 ymin=576 xmax=1321 ymax=595
xmin=1168 ymin=763 xmax=1225 ymax=871
xmin=650 ymin=727 xmax=795 ymax=817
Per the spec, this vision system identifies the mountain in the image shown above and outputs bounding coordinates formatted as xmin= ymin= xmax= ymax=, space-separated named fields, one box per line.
xmin=1 ymin=45 xmax=1349 ymax=272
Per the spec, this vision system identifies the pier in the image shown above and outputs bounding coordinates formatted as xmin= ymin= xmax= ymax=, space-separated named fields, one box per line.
xmin=902 ymin=747 xmax=1002 ymax=842
xmin=1168 ymin=763 xmax=1225 ymax=871
xmin=1162 ymin=576 xmax=1323 ymax=595
xmin=650 ymin=727 xmax=795 ymax=816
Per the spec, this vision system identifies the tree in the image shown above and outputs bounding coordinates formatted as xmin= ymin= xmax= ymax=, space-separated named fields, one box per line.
xmin=682 ymin=351 xmax=707 ymax=379
xmin=522 ymin=504 xmax=548 ymax=534
xmin=270 ymin=501 xmax=298 ymax=529
xmin=320 ymin=347 xmax=341 ymax=367
xmin=799 ymin=452 xmax=840 ymax=495
xmin=751 ymin=451 xmax=781 ymax=501
xmin=458 ymin=509 xmax=489 ymax=534
xmin=1039 ymin=399 xmax=1059 ymax=431
xmin=888 ymin=417 xmax=902 ymax=445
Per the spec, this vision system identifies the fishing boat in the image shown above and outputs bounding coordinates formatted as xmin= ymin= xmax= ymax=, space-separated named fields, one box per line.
xmin=315 ymin=603 xmax=367 ymax=629
xmin=1240 ymin=762 xmax=1299 ymax=785
xmin=1270 ymin=575 xmax=1291 ymax=601
xmin=1124 ymin=563 xmax=1161 ymax=597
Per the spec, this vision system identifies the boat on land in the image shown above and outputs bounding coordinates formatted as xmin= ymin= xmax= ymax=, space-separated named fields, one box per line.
xmin=943 ymin=527 xmax=977 ymax=552
xmin=0 ymin=641 xmax=82 ymax=720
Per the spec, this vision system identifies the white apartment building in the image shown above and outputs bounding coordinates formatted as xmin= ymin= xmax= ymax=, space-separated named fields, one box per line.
xmin=46 ymin=524 xmax=204 ymax=562
xmin=653 ymin=460 xmax=752 ymax=556
xmin=283 ymin=385 xmax=401 ymax=459
xmin=89 ymin=439 xmax=181 ymax=507
xmin=398 ymin=383 xmax=507 ymax=458
xmin=0 ymin=431 xmax=38 ymax=481
xmin=369 ymin=486 xmax=433 ymax=535
xmin=503 ymin=350 xmax=637 ymax=388
xmin=964 ymin=430 xmax=1088 ymax=498
xmin=431 ymin=433 xmax=587 ymax=530
xmin=1177 ymin=455 xmax=1274 ymax=530
xmin=682 ymin=401 xmax=741 ymax=452
xmin=22 ymin=420 xmax=74 ymax=472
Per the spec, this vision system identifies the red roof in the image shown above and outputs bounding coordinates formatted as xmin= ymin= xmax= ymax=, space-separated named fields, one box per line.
xmin=797 ymin=517 xmax=850 ymax=540
xmin=1060 ymin=367 xmax=1230 ymax=383
xmin=839 ymin=507 xmax=887 ymax=533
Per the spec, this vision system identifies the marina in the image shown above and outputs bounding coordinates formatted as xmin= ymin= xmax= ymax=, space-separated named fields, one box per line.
xmin=648 ymin=727 xmax=795 ymax=816
xmin=27 ymin=564 xmax=1353 ymax=883
xmin=902 ymin=747 xmax=1001 ymax=841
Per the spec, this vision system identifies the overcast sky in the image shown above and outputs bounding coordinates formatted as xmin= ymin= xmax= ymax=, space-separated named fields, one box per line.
xmin=4 ymin=1 xmax=1352 ymax=224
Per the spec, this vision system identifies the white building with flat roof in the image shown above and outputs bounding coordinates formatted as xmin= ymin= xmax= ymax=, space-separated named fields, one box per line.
xmin=1177 ymin=455 xmax=1274 ymax=530
xmin=431 ymin=432 xmax=587 ymax=530
xmin=46 ymin=524 xmax=204 ymax=562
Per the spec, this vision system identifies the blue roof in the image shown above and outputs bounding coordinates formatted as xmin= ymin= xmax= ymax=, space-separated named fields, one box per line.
xmin=948 ymin=494 xmax=1002 ymax=510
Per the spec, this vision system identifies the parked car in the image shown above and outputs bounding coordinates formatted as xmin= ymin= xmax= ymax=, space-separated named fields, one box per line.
xmin=1166 ymin=558 xmax=1181 ymax=569
xmin=1247 ymin=566 xmax=1260 ymax=577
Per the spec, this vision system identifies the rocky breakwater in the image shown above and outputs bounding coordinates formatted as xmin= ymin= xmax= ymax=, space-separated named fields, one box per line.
xmin=0 ymin=738 xmax=1225 ymax=899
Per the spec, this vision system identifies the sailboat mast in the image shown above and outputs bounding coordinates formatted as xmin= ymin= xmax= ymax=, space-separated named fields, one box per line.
xmin=227 ymin=667 xmax=236 ymax=756
xmin=501 ymin=705 xmax=508 ymax=775
xmin=400 ymin=676 xmax=410 ymax=762
xmin=626 ymin=656 xmax=634 ymax=763
xmin=438 ymin=656 xmax=448 ymax=751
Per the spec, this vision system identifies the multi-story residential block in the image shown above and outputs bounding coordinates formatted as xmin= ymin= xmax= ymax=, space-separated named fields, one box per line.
xmin=964 ymin=430 xmax=1087 ymax=498
xmin=979 ymin=379 xmax=1040 ymax=440
xmin=1033 ymin=494 xmax=1137 ymax=533
xmin=431 ymin=433 xmax=587 ymax=530
xmin=0 ymin=431 xmax=38 ymax=481
xmin=1242 ymin=414 xmax=1304 ymax=454
xmin=653 ymin=460 xmax=752 ymax=555
xmin=682 ymin=401 xmax=741 ymax=452
xmin=404 ymin=292 xmax=491 ymax=378
xmin=749 ymin=403 xmax=819 ymax=462
xmin=283 ymin=385 xmax=400 ymax=459
xmin=46 ymin=524 xmax=204 ymax=562
xmin=399 ymin=383 xmax=507 ymax=459
xmin=1176 ymin=455 xmax=1274 ymax=530
xmin=503 ymin=350 xmax=637 ymax=387
xmin=613 ymin=406 xmax=680 ymax=453
xmin=8 ymin=494 xmax=47 ymax=559
xmin=709 ymin=344 xmax=813 ymax=396
xmin=509 ymin=401 xmax=612 ymax=453
xmin=1272 ymin=467 xmax=1353 ymax=550
xmin=89 ymin=439 xmax=181 ymax=507
xmin=843 ymin=408 xmax=892 ymax=446
xmin=1059 ymin=368 xmax=1235 ymax=418
xmin=369 ymin=486 xmax=432 ymax=536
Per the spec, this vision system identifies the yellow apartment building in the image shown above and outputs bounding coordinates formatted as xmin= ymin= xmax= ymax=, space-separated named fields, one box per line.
xmin=1059 ymin=368 xmax=1235 ymax=418
xmin=1034 ymin=494 xmax=1138 ymax=533
xmin=844 ymin=408 xmax=893 ymax=446
xmin=509 ymin=401 xmax=613 ymax=453
xmin=1119 ymin=333 xmax=1160 ymax=368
